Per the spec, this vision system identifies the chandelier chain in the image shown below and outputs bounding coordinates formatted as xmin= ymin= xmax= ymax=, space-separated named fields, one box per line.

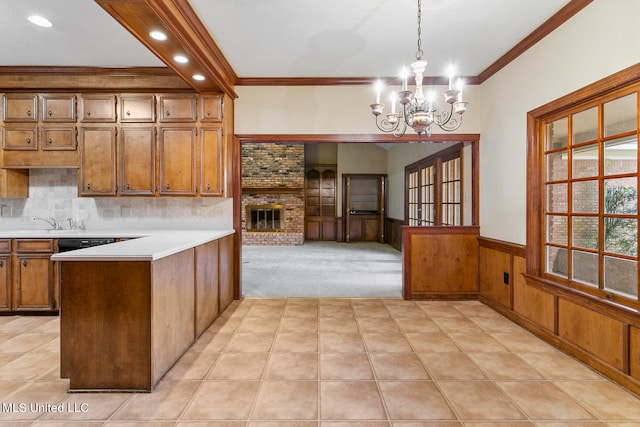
xmin=415 ymin=0 xmax=423 ymax=60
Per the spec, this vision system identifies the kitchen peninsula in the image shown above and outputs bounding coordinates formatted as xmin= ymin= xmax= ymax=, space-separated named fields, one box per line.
xmin=50 ymin=229 xmax=234 ymax=392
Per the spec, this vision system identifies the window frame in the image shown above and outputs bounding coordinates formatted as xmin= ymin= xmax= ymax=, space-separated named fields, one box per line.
xmin=404 ymin=143 xmax=464 ymax=226
xmin=527 ymin=64 xmax=640 ymax=310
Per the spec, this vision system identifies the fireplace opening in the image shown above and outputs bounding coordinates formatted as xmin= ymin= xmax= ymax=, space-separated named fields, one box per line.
xmin=246 ymin=204 xmax=284 ymax=232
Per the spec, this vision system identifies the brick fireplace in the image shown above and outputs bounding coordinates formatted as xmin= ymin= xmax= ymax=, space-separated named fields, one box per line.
xmin=241 ymin=143 xmax=305 ymax=245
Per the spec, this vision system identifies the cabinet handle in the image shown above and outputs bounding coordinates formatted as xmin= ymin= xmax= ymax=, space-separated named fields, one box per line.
xmin=165 ymin=183 xmax=170 ymax=190
xmin=206 ymin=110 xmax=211 ymax=117
xmin=26 ymin=137 xmax=31 ymax=144
xmin=125 ymin=183 xmax=130 ymax=190
xmin=206 ymin=183 xmax=211 ymax=190
xmin=165 ymin=110 xmax=170 ymax=117
xmin=86 ymin=183 xmax=91 ymax=190
xmin=47 ymin=138 xmax=53 ymax=144
xmin=0 ymin=260 xmax=3 ymax=267
xmin=86 ymin=111 xmax=91 ymax=117
xmin=48 ymin=110 xmax=53 ymax=116
xmin=126 ymin=110 xmax=131 ymax=116
xmin=26 ymin=110 xmax=31 ymax=117
xmin=22 ymin=260 xmax=27 ymax=267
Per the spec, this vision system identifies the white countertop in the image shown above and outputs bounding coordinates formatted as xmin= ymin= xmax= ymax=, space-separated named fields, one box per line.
xmin=0 ymin=229 xmax=235 ymax=262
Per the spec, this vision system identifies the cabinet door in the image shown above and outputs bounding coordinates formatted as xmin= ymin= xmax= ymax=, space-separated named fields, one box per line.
xmin=2 ymin=94 xmax=38 ymax=122
xmin=200 ymin=127 xmax=223 ymax=196
xmin=2 ymin=127 xmax=37 ymax=150
xmin=41 ymin=95 xmax=76 ymax=122
xmin=80 ymin=95 xmax=117 ymax=122
xmin=158 ymin=127 xmax=196 ymax=195
xmin=14 ymin=254 xmax=54 ymax=311
xmin=120 ymin=95 xmax=155 ymax=123
xmin=200 ymin=94 xmax=223 ymax=122
xmin=79 ymin=127 xmax=117 ymax=196
xmin=120 ymin=127 xmax=155 ymax=195
xmin=158 ymin=95 xmax=197 ymax=122
xmin=41 ymin=127 xmax=76 ymax=150
xmin=0 ymin=254 xmax=10 ymax=311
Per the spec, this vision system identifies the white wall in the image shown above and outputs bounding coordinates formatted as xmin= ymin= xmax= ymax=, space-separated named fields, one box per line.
xmin=478 ymin=0 xmax=640 ymax=244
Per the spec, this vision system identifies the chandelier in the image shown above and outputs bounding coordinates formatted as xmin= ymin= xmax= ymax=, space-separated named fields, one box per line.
xmin=370 ymin=0 xmax=468 ymax=138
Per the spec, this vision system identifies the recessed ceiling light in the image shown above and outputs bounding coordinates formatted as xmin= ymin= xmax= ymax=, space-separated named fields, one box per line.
xmin=149 ymin=30 xmax=168 ymax=41
xmin=28 ymin=15 xmax=53 ymax=28
xmin=192 ymin=74 xmax=206 ymax=81
xmin=173 ymin=55 xmax=189 ymax=64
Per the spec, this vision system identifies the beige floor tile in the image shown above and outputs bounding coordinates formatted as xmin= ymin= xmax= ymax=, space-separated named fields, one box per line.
xmin=245 ymin=305 xmax=285 ymax=318
xmin=0 ymin=352 xmax=59 ymax=381
xmin=362 ymin=333 xmax=412 ymax=353
xmin=394 ymin=317 xmax=441 ymax=333
xmin=405 ymin=333 xmax=461 ymax=353
xmin=189 ymin=331 xmax=233 ymax=353
xmin=176 ymin=422 xmax=245 ymax=427
xmin=320 ymin=381 xmax=386 ymax=420
xmin=379 ymin=381 xmax=456 ymax=420
xmin=280 ymin=317 xmax=318 ymax=333
xmin=417 ymin=303 xmax=463 ymax=318
xmin=165 ymin=352 xmax=219 ymax=380
xmin=319 ymin=317 xmax=359 ymax=333
xmin=491 ymin=332 xmax=556 ymax=352
xmin=468 ymin=353 xmax=544 ymax=380
xmin=237 ymin=317 xmax=281 ymax=334
xmin=251 ymin=380 xmax=318 ymax=420
xmin=437 ymin=381 xmax=526 ymax=421
xmin=225 ymin=333 xmax=275 ymax=353
xmin=431 ymin=317 xmax=483 ymax=334
xmin=208 ymin=353 xmax=269 ymax=380
xmin=208 ymin=316 xmax=243 ymax=333
xmin=0 ymin=333 xmax=58 ymax=353
xmin=469 ymin=316 xmax=526 ymax=334
xmin=352 ymin=305 xmax=391 ymax=318
xmin=323 ymin=422 xmax=389 ymax=427
xmin=42 ymin=392 xmax=131 ymax=421
xmin=357 ymin=317 xmax=400 ymax=333
xmin=419 ymin=353 xmax=486 ymax=380
xmin=553 ymin=380 xmax=640 ymax=420
xmin=384 ymin=303 xmax=429 ymax=318
xmin=273 ymin=333 xmax=318 ymax=352
xmin=105 ymin=422 xmax=176 ymax=427
xmin=369 ymin=353 xmax=430 ymax=380
xmin=284 ymin=305 xmax=319 ymax=318
xmin=181 ymin=380 xmax=259 ymax=420
xmin=517 ymin=352 xmax=602 ymax=380
xmin=319 ymin=305 xmax=354 ymax=318
xmin=112 ymin=380 xmax=199 ymax=421
xmin=265 ymin=353 xmax=318 ymax=380
xmin=320 ymin=353 xmax=374 ymax=380
xmin=391 ymin=423 xmax=461 ymax=427
xmin=497 ymin=381 xmax=596 ymax=420
xmin=448 ymin=333 xmax=508 ymax=352
xmin=319 ymin=333 xmax=366 ymax=353
xmin=0 ymin=380 xmax=25 ymax=399
xmin=0 ymin=380 xmax=70 ymax=421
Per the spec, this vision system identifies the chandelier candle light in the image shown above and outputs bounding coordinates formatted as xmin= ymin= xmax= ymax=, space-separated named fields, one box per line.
xmin=370 ymin=0 xmax=469 ymax=138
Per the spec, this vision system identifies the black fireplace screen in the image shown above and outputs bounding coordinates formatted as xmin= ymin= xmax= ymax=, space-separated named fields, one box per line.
xmin=246 ymin=204 xmax=284 ymax=231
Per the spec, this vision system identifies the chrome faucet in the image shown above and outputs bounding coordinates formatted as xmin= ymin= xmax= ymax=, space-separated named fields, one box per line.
xmin=33 ymin=217 xmax=61 ymax=230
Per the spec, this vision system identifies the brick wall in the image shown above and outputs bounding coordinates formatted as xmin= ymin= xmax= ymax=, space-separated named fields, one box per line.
xmin=241 ymin=143 xmax=305 ymax=245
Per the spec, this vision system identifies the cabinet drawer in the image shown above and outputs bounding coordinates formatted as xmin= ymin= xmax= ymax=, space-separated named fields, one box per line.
xmin=120 ymin=95 xmax=155 ymax=122
xmin=80 ymin=95 xmax=117 ymax=122
xmin=2 ymin=127 xmax=37 ymax=150
xmin=15 ymin=239 xmax=54 ymax=253
xmin=0 ymin=239 xmax=10 ymax=253
xmin=200 ymin=95 xmax=223 ymax=122
xmin=2 ymin=94 xmax=38 ymax=122
xmin=41 ymin=95 xmax=76 ymax=122
xmin=159 ymin=95 xmax=197 ymax=122
xmin=41 ymin=127 xmax=77 ymax=150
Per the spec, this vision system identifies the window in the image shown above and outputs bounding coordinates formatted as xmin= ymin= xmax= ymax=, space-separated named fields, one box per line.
xmin=529 ymin=70 xmax=640 ymax=307
xmin=405 ymin=144 xmax=463 ymax=226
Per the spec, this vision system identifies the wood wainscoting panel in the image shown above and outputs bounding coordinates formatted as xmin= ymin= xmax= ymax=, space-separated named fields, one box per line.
xmin=512 ymin=255 xmax=555 ymax=332
xmin=632 ymin=326 xmax=640 ymax=381
xmin=387 ymin=217 xmax=404 ymax=251
xmin=479 ymin=246 xmax=511 ymax=308
xmin=195 ymin=239 xmax=219 ymax=338
xmin=403 ymin=226 xmax=479 ymax=299
xmin=558 ymin=298 xmax=625 ymax=371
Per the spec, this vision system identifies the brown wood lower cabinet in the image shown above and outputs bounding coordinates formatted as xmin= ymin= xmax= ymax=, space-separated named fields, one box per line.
xmin=59 ymin=235 xmax=234 ymax=391
xmin=12 ymin=239 xmax=56 ymax=312
xmin=0 ymin=240 xmax=10 ymax=311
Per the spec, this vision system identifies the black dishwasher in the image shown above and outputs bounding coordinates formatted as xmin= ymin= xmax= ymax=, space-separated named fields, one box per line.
xmin=57 ymin=238 xmax=116 ymax=252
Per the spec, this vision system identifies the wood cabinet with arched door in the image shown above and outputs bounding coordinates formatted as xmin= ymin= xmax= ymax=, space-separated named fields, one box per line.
xmin=305 ymin=165 xmax=336 ymax=240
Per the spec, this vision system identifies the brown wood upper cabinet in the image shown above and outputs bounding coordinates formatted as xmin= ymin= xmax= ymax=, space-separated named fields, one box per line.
xmin=119 ymin=127 xmax=155 ymax=195
xmin=200 ymin=126 xmax=224 ymax=196
xmin=120 ymin=94 xmax=155 ymax=123
xmin=158 ymin=126 xmax=196 ymax=196
xmin=2 ymin=94 xmax=38 ymax=122
xmin=41 ymin=95 xmax=76 ymax=122
xmin=2 ymin=127 xmax=37 ymax=150
xmin=200 ymin=94 xmax=223 ymax=122
xmin=41 ymin=127 xmax=76 ymax=150
xmin=79 ymin=127 xmax=117 ymax=196
xmin=80 ymin=95 xmax=117 ymax=123
xmin=159 ymin=95 xmax=197 ymax=122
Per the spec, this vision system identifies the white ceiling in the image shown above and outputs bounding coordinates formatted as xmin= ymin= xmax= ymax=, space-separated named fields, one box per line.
xmin=0 ymin=0 xmax=571 ymax=79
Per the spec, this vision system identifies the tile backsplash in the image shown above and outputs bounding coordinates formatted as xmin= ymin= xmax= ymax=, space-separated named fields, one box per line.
xmin=0 ymin=169 xmax=233 ymax=230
